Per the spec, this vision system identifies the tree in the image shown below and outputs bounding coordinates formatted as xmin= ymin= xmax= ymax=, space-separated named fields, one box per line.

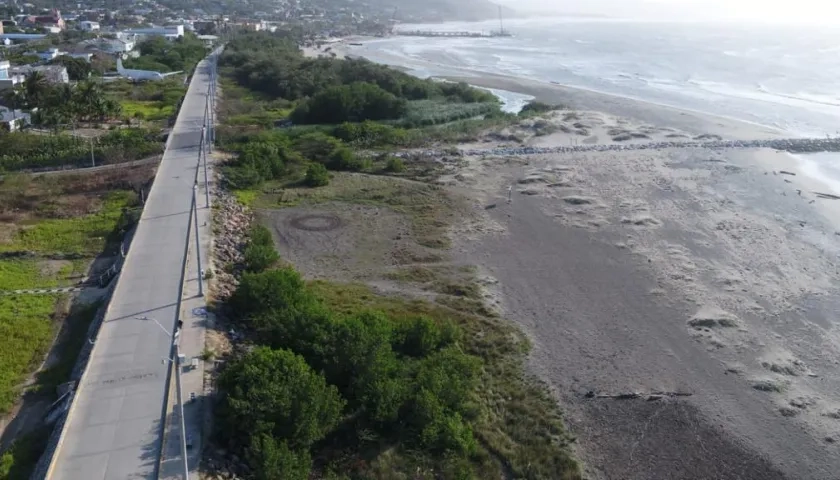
xmin=229 ymin=268 xmax=313 ymax=319
xmin=291 ymin=82 xmax=407 ymax=124
xmin=218 ymin=347 xmax=345 ymax=450
xmin=50 ymin=56 xmax=92 ymax=81
xmin=23 ymin=72 xmax=49 ymax=108
xmin=247 ymin=435 xmax=311 ymax=480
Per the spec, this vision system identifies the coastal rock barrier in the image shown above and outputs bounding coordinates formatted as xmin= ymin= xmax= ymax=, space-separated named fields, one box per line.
xmin=457 ymin=137 xmax=840 ymax=157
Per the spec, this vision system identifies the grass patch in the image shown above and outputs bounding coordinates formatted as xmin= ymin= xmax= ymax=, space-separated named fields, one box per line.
xmin=0 ymin=190 xmax=137 ymax=255
xmin=401 ymin=100 xmax=500 ymax=127
xmin=309 ymin=281 xmax=581 ymax=479
xmin=231 ymin=188 xmax=260 ymax=207
xmin=258 ymin=173 xmax=460 ymax=250
xmin=0 ymin=260 xmax=60 ymax=291
xmin=0 ymin=425 xmax=51 ymax=480
xmin=120 ymin=100 xmax=176 ymax=122
xmin=0 ymin=295 xmax=60 ymax=414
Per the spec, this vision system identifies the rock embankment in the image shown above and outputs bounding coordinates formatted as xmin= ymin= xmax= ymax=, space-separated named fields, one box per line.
xmin=461 ymin=137 xmax=840 ymax=157
xmin=212 ymin=191 xmax=252 ymax=300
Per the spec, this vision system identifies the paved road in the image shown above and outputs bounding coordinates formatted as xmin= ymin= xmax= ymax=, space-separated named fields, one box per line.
xmin=47 ymin=55 xmax=217 ymax=480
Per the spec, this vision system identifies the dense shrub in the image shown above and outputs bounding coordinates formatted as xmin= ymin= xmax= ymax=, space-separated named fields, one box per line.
xmin=292 ymin=132 xmax=342 ymax=164
xmin=303 ymin=163 xmax=329 ymax=187
xmin=519 ymin=101 xmax=557 ymax=116
xmin=291 ymin=82 xmax=407 ymax=124
xmin=220 ymin=32 xmax=501 ymax=125
xmin=384 ymin=156 xmax=404 ymax=173
xmin=243 ymin=244 xmax=279 ymax=272
xmin=222 ymin=262 xmax=483 ymax=459
xmin=333 ymin=121 xmax=410 ymax=147
xmin=247 ymin=435 xmax=311 ymax=480
xmin=326 ymin=146 xmax=363 ymax=171
xmin=248 ymin=224 xmax=274 ymax=247
xmin=218 ymin=347 xmax=344 ymax=450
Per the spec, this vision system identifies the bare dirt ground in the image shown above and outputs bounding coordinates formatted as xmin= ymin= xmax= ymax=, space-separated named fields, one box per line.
xmin=441 ymin=112 xmax=840 ymax=479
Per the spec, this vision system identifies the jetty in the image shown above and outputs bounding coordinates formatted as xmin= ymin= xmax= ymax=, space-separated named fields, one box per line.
xmin=461 ymin=137 xmax=840 ymax=157
xmin=395 ymin=30 xmax=511 ymax=38
xmin=393 ymin=6 xmax=512 ymax=39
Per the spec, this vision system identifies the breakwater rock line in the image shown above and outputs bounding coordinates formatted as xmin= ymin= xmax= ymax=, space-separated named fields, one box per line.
xmin=459 ymin=137 xmax=840 ymax=157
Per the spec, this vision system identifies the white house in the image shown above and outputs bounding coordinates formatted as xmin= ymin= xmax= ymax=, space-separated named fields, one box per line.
xmin=0 ymin=106 xmax=31 ymax=131
xmin=0 ymin=61 xmax=25 ymax=90
xmin=37 ymin=47 xmax=62 ymax=61
xmin=124 ymin=25 xmax=184 ymax=39
xmin=80 ymin=21 xmax=100 ymax=32
xmin=91 ymin=37 xmax=135 ymax=54
xmin=10 ymin=65 xmax=69 ymax=84
xmin=36 ymin=48 xmax=94 ymax=63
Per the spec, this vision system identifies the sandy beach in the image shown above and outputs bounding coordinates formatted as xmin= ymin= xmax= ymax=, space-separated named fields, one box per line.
xmin=433 ymin=102 xmax=840 ymax=479
xmin=307 ymin=40 xmax=840 ymax=479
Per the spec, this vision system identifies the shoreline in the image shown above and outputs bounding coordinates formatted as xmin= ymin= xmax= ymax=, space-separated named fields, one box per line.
xmin=339 ymin=39 xmax=840 ymax=479
xmin=337 ymin=40 xmax=788 ymax=141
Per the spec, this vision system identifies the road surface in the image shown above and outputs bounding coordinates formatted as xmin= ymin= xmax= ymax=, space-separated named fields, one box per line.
xmin=47 ymin=54 xmax=217 ymax=480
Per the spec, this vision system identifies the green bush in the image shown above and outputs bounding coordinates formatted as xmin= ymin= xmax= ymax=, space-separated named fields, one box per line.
xmin=230 ymin=268 xmax=312 ymax=319
xmin=249 ymin=224 xmax=274 ymax=247
xmin=326 ymin=147 xmax=363 ymax=171
xmin=519 ymin=101 xmax=557 ymax=117
xmin=247 ymin=435 xmax=311 ymax=480
xmin=292 ymin=132 xmax=342 ymax=164
xmin=218 ymin=347 xmax=345 ymax=450
xmin=304 ymin=163 xmax=329 ymax=187
xmin=243 ymin=244 xmax=279 ymax=272
xmin=384 ymin=156 xmax=404 ymax=173
xmin=332 ymin=121 xmax=410 ymax=147
xmin=291 ymin=82 xmax=407 ymax=124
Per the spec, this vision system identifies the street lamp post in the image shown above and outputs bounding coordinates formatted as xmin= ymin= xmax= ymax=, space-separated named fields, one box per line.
xmin=174 ymin=343 xmax=190 ymax=480
xmin=192 ymin=185 xmax=204 ymax=297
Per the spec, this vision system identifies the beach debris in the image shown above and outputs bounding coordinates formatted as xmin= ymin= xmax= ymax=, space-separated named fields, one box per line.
xmin=688 ymin=307 xmax=740 ymax=329
xmin=815 ymin=192 xmax=840 ymax=200
xmin=484 ymin=203 xmax=497 ymax=210
xmin=751 ymin=379 xmax=787 ymax=393
xmin=584 ymin=390 xmax=692 ymax=401
xmin=562 ymin=196 xmax=597 ymax=205
xmin=620 ymin=215 xmax=661 ymax=227
xmin=780 ymin=170 xmax=797 ymax=176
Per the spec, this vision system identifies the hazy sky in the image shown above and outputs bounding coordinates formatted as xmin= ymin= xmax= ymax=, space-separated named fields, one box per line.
xmin=496 ymin=0 xmax=840 ymax=23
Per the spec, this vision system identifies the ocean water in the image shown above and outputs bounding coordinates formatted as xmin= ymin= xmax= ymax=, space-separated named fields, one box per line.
xmin=353 ymin=18 xmax=840 ymax=137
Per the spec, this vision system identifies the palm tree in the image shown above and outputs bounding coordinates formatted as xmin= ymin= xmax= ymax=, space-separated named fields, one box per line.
xmin=23 ymin=71 xmax=49 ymax=108
xmin=1 ymin=83 xmax=27 ymax=110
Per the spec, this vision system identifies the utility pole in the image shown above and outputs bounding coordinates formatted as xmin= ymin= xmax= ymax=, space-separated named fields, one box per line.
xmin=192 ymin=185 xmax=204 ymax=297
xmin=90 ymin=137 xmax=95 ymax=167
xmin=200 ymin=125 xmax=210 ymax=208
xmin=174 ymin=343 xmax=190 ymax=480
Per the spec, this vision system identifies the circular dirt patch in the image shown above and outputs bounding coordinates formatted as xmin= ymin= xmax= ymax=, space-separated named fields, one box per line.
xmin=288 ymin=214 xmax=343 ymax=232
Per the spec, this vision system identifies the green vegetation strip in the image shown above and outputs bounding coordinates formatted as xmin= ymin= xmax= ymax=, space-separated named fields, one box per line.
xmin=0 ymin=295 xmax=59 ymax=414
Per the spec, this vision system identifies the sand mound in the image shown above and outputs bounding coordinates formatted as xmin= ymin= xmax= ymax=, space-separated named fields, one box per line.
xmin=562 ymin=196 xmax=597 ymax=205
xmin=620 ymin=215 xmax=661 ymax=227
xmin=751 ymin=378 xmax=788 ymax=393
xmin=688 ymin=307 xmax=740 ymax=329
